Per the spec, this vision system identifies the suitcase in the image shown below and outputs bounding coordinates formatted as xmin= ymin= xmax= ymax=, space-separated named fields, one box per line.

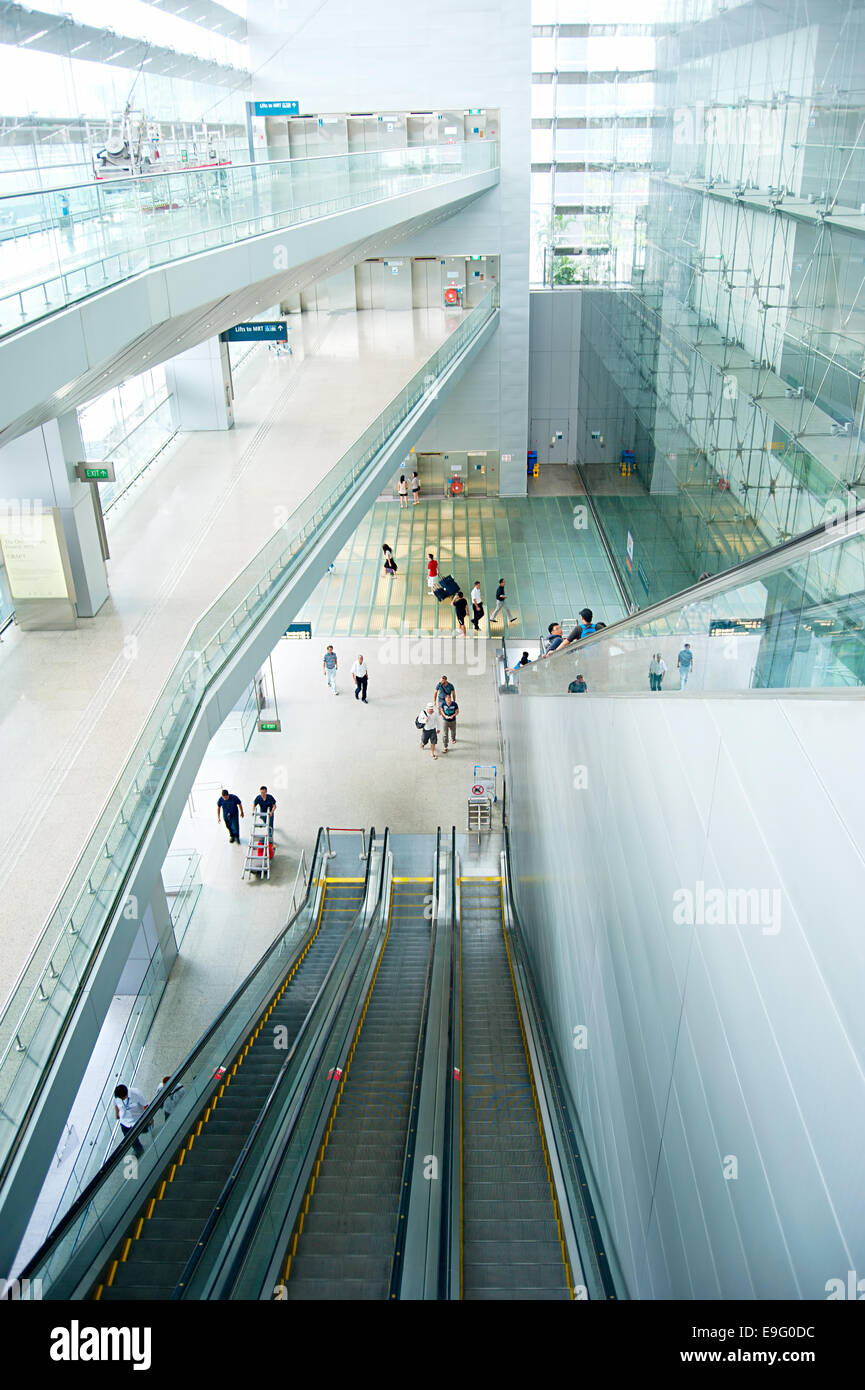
xmin=433 ymin=574 xmax=459 ymax=601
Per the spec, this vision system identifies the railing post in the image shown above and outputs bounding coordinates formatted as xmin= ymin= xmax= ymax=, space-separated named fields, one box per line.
xmin=325 ymin=827 xmax=335 ymax=859
xmin=359 ymin=830 xmax=367 ymax=862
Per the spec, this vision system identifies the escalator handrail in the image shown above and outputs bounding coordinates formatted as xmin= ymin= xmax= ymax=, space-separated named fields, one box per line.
xmin=170 ymin=834 xmax=377 ymax=1299
xmin=199 ymin=830 xmax=393 ymax=1300
xmin=440 ymin=826 xmax=461 ymax=1299
xmin=18 ymin=827 xmax=327 ymax=1281
xmin=388 ymin=829 xmax=441 ymax=1299
xmin=537 ymin=503 xmax=865 ymax=664
xmin=500 ymin=825 xmax=620 ymax=1301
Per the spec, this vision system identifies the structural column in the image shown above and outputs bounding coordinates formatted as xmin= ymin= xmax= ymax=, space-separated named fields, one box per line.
xmin=165 ymin=336 xmax=235 ymax=431
xmin=0 ymin=413 xmax=109 ymax=625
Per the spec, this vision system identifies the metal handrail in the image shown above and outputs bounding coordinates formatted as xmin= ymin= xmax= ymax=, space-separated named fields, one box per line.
xmin=0 ymin=141 xmax=498 ymax=203
xmin=17 ymin=828 xmax=325 ymax=1283
xmin=203 ymin=831 xmax=393 ymax=1299
xmin=170 ymin=835 xmax=377 ymax=1299
xmin=533 ymin=507 xmax=865 ymax=667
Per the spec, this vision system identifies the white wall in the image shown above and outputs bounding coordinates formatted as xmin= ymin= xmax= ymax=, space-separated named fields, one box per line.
xmin=249 ymin=0 xmax=531 ymax=494
xmin=502 ymin=690 xmax=865 ymax=1299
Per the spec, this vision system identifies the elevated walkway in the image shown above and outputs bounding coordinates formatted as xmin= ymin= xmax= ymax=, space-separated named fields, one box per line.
xmin=0 ymin=142 xmax=499 ymax=448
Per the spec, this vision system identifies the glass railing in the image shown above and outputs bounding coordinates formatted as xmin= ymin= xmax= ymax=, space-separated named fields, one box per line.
xmin=178 ymin=835 xmax=391 ymax=1300
xmin=519 ymin=510 xmax=865 ymax=697
xmin=0 ymin=143 xmax=500 ymax=336
xmin=17 ymin=831 xmax=329 ymax=1297
xmin=215 ymin=848 xmax=395 ymax=1301
xmin=0 ymin=286 xmax=498 ymax=1190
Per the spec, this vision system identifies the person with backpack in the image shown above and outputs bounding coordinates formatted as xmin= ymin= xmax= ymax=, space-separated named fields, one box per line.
xmin=440 ymin=694 xmax=459 ymax=751
xmin=416 ymin=703 xmax=441 ymax=760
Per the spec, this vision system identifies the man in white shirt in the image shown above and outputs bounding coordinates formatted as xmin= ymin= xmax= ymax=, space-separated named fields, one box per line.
xmin=420 ymin=704 xmax=441 ymax=760
xmin=351 ymin=654 xmax=369 ymax=703
xmin=470 ymin=581 xmax=483 ymax=632
xmin=114 ymin=1082 xmax=149 ymax=1157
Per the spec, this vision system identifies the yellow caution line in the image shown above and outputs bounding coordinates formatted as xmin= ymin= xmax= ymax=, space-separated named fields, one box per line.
xmin=93 ymin=870 xmax=337 ymax=1297
xmin=498 ymin=878 xmax=576 ymax=1299
xmin=280 ymin=881 xmax=396 ymax=1290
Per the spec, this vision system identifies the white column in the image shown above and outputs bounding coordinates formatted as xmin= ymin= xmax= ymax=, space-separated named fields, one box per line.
xmin=165 ymin=336 xmax=235 ymax=431
xmin=0 ymin=414 xmax=109 ymax=621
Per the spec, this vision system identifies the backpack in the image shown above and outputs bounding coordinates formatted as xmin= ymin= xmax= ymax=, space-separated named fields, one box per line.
xmin=414 ymin=710 xmax=427 ymax=729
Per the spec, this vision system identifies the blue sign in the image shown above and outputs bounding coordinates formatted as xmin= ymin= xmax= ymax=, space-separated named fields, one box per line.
xmin=253 ymin=100 xmax=299 ymax=117
xmin=220 ymin=321 xmax=288 ymax=343
xmin=637 ymin=559 xmax=650 ymax=597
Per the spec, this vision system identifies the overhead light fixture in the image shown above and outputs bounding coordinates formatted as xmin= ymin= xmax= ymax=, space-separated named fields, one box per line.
xmin=69 ymin=40 xmax=90 ymax=51
xmin=22 ymin=28 xmax=50 ymax=43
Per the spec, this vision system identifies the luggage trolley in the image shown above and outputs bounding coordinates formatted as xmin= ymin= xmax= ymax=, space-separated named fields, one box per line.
xmin=473 ymin=764 xmax=498 ymax=804
xmin=242 ymin=810 xmax=274 ymax=881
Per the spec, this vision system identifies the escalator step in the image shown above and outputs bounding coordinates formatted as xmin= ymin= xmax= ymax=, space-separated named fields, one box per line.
xmin=462 ymin=1260 xmax=569 ymax=1291
xmin=284 ymin=1277 xmax=382 ymax=1301
xmin=465 ymin=1287 xmax=572 ymax=1301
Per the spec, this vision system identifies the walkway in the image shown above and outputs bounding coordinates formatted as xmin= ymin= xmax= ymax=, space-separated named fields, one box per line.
xmin=0 ymin=305 xmax=460 ymax=1002
xmin=298 ymin=496 xmax=630 ymax=639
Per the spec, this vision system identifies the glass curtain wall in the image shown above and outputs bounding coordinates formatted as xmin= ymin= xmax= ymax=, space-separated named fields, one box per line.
xmin=549 ymin=1 xmax=865 ymax=604
xmin=531 ymin=1 xmax=665 ymax=287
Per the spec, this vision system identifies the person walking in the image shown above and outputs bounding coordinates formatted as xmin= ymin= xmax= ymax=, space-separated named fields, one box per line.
xmin=434 ymin=674 xmax=456 ymax=713
xmin=114 ymin=1082 xmax=149 ymax=1158
xmin=217 ymin=789 xmax=244 ymax=843
xmin=253 ymin=785 xmax=276 ymax=827
xmin=411 ymin=471 xmax=421 ymax=505
xmin=419 ymin=703 xmax=441 ymax=760
xmin=568 ymin=674 xmax=588 ymax=693
xmin=490 ymin=577 xmax=517 ymax=626
xmin=351 ymin=653 xmax=369 ymax=702
xmin=383 ymin=552 xmax=398 ymax=579
xmin=381 ymin=542 xmax=393 ymax=573
xmin=427 ymin=552 xmax=439 ymax=594
xmin=323 ymin=645 xmax=339 ymax=694
xmin=452 ymin=589 xmax=469 ymax=636
xmin=398 ymin=475 xmax=409 ymax=509
xmin=677 ymin=642 xmax=694 ymax=689
xmin=440 ymin=694 xmax=459 ymax=752
xmin=648 ymin=653 xmax=666 ymax=691
xmin=470 ymin=579 xmax=484 ymax=632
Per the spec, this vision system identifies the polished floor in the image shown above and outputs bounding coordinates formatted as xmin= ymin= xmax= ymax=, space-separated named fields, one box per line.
xmin=299 ymin=496 xmax=629 ymax=641
xmin=0 ymin=305 xmax=462 ymax=1002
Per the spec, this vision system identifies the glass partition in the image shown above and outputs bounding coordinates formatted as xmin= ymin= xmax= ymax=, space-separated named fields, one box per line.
xmin=0 ymin=287 xmax=498 ymax=1185
xmin=18 ymin=833 xmax=329 ymax=1297
xmin=519 ymin=513 xmax=865 ymax=697
xmin=0 ymin=142 xmax=499 ymax=336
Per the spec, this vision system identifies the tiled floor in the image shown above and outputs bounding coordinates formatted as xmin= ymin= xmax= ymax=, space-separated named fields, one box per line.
xmin=298 ymin=496 xmax=629 ymax=642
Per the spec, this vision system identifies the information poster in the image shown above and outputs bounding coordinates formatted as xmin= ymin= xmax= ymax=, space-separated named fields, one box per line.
xmin=0 ymin=508 xmax=72 ymax=600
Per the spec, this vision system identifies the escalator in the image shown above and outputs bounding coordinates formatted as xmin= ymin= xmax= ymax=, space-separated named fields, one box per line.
xmin=458 ymin=876 xmax=573 ymax=1300
xmin=95 ymin=878 xmax=366 ymax=1301
xmin=280 ymin=877 xmax=434 ymax=1300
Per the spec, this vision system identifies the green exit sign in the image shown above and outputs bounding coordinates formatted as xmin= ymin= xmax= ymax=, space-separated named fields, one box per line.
xmin=258 ymin=719 xmax=281 ymax=733
xmin=76 ymin=461 xmax=116 ymax=482
xmin=468 ymin=109 xmax=482 ymax=114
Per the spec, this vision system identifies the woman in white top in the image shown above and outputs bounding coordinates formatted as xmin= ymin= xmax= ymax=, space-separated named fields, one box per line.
xmin=398 ymin=475 xmax=409 ymax=508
